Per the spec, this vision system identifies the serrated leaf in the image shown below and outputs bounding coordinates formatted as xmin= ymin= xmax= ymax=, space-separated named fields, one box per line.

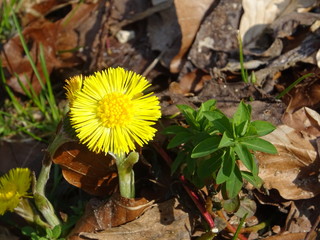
xmin=250 ymin=120 xmax=276 ymax=136
xmin=241 ymin=137 xmax=277 ymax=154
xmin=167 ymin=132 xmax=193 ymax=149
xmin=191 ymin=135 xmax=221 ymax=158
xmin=234 ymin=143 xmax=255 ymax=173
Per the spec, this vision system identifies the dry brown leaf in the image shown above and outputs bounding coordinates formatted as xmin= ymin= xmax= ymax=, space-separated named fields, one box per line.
xmin=53 ymin=141 xmax=118 ymax=197
xmin=69 ymin=193 xmax=151 ymax=240
xmin=2 ymin=20 xmax=61 ymax=94
xmin=169 ymin=0 xmax=214 ymax=73
xmin=255 ymin=125 xmax=320 ymax=200
xmin=78 ymin=198 xmax=192 ymax=240
xmin=282 ymin=107 xmax=320 ymax=137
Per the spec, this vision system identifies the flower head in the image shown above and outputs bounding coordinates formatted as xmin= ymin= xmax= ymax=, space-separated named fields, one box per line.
xmin=66 ymin=67 xmax=161 ymax=155
xmin=0 ymin=168 xmax=32 ymax=215
xmin=64 ymin=75 xmax=83 ymax=107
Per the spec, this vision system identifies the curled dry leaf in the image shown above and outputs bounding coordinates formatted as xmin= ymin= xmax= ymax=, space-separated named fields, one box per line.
xmin=69 ymin=193 xmax=151 ymax=240
xmin=78 ymin=198 xmax=192 ymax=240
xmin=255 ymin=125 xmax=320 ymax=200
xmin=53 ymin=141 xmax=118 ymax=197
xmin=282 ymin=107 xmax=320 ymax=137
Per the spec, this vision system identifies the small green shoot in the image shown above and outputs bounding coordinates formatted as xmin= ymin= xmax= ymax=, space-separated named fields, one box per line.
xmin=164 ymin=100 xmax=277 ymax=199
xmin=276 ymin=73 xmax=314 ymax=99
xmin=238 ymin=34 xmax=256 ymax=84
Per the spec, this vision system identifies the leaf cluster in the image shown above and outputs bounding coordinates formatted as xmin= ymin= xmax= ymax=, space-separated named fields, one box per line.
xmin=164 ymin=100 xmax=277 ymax=199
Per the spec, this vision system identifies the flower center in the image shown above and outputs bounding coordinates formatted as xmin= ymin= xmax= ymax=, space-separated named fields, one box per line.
xmin=97 ymin=92 xmax=134 ymax=128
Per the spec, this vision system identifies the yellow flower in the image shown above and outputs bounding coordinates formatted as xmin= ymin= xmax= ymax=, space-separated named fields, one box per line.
xmin=0 ymin=168 xmax=32 ymax=215
xmin=67 ymin=67 xmax=161 ymax=155
xmin=64 ymin=75 xmax=83 ymax=107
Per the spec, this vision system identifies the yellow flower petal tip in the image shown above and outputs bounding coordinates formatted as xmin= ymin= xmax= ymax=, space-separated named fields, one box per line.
xmin=0 ymin=168 xmax=32 ymax=215
xmin=66 ymin=67 xmax=161 ymax=155
xmin=64 ymin=75 xmax=83 ymax=107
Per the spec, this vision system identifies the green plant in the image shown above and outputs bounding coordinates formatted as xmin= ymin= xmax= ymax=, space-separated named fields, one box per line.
xmin=0 ymin=0 xmax=22 ymax=41
xmin=0 ymin=12 xmax=64 ymax=141
xmin=238 ymin=34 xmax=256 ymax=84
xmin=164 ymin=99 xmax=277 ymax=199
xmin=22 ymin=225 xmax=65 ymax=240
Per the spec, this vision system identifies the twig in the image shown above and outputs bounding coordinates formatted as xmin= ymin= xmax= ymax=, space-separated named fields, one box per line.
xmin=304 ymin=214 xmax=320 ymax=240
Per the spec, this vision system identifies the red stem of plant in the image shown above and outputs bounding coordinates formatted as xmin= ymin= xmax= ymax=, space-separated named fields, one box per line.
xmin=153 ymin=143 xmax=215 ymax=229
xmin=180 ymin=175 xmax=215 ymax=229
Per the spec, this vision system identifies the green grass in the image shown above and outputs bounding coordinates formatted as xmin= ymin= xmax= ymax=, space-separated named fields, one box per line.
xmin=0 ymin=11 xmax=65 ymax=142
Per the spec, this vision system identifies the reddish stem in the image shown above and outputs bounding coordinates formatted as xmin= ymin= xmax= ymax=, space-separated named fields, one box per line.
xmin=180 ymin=175 xmax=215 ymax=229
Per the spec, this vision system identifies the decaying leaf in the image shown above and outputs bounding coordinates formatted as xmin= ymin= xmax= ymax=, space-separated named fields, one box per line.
xmin=69 ymin=193 xmax=152 ymax=240
xmin=256 ymin=125 xmax=320 ymax=200
xmin=78 ymin=198 xmax=192 ymax=240
xmin=53 ymin=141 xmax=118 ymax=197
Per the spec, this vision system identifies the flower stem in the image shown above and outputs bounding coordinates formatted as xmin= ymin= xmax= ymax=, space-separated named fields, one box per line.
xmin=113 ymin=151 xmax=139 ymax=199
xmin=33 ymin=153 xmax=61 ymax=228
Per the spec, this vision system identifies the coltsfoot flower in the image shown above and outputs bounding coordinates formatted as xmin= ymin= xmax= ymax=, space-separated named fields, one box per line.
xmin=0 ymin=168 xmax=32 ymax=215
xmin=66 ymin=67 xmax=161 ymax=155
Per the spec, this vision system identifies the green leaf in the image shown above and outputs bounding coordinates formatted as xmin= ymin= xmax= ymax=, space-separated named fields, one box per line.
xmin=234 ymin=143 xmax=255 ymax=173
xmin=223 ymin=195 xmax=240 ymax=213
xmin=197 ymin=153 xmax=223 ymax=178
xmin=235 ymin=120 xmax=249 ymax=137
xmin=233 ymin=101 xmax=251 ymax=126
xmin=187 ymin=155 xmax=196 ymax=175
xmin=196 ymin=99 xmax=217 ymax=121
xmin=191 ymin=135 xmax=221 ymax=158
xmin=203 ymin=110 xmax=232 ymax=134
xmin=171 ymin=152 xmax=185 ymax=174
xmin=224 ymin=165 xmax=243 ymax=199
xmin=167 ymin=131 xmax=193 ymax=149
xmin=250 ymin=120 xmax=276 ymax=136
xmin=216 ymin=149 xmax=235 ymax=184
xmin=162 ymin=125 xmax=188 ymax=135
xmin=177 ymin=104 xmax=199 ymax=129
xmin=218 ymin=131 xmax=234 ymax=148
xmin=241 ymin=138 xmax=277 ymax=154
xmin=52 ymin=225 xmax=62 ymax=238
xmin=241 ymin=171 xmax=263 ymax=189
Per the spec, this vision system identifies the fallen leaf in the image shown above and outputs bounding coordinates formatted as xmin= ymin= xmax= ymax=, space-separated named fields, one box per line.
xmin=53 ymin=141 xmax=118 ymax=197
xmin=282 ymin=107 xmax=320 ymax=137
xmin=78 ymin=198 xmax=192 ymax=240
xmin=170 ymin=0 xmax=214 ymax=73
xmin=255 ymin=125 xmax=320 ymax=200
xmin=69 ymin=193 xmax=151 ymax=240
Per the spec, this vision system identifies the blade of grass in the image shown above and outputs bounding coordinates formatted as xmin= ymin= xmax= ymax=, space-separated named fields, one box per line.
xmin=276 ymin=73 xmax=314 ymax=99
xmin=0 ymin=60 xmax=26 ymax=115
xmin=238 ymin=33 xmax=248 ymax=83
xmin=232 ymin=213 xmax=248 ymax=240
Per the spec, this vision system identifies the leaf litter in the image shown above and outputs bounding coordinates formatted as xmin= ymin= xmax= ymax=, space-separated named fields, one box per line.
xmin=1 ymin=0 xmax=320 ymax=239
